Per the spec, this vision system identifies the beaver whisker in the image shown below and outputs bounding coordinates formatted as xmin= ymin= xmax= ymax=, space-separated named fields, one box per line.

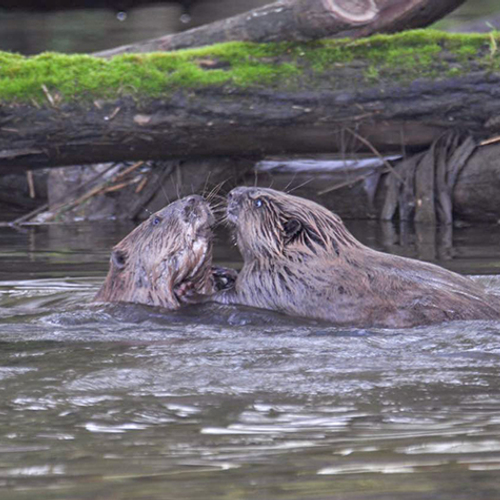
xmin=205 ymin=179 xmax=229 ymax=203
xmin=213 ymin=216 xmax=228 ymax=227
xmin=159 ymin=182 xmax=171 ymax=204
xmin=212 ymin=210 xmax=227 ymax=221
xmin=286 ymin=177 xmax=314 ymax=194
xmin=210 ymin=201 xmax=226 ymax=211
xmin=283 ymin=173 xmax=298 ymax=194
xmin=222 ymin=219 xmax=235 ymax=231
xmin=201 ymin=171 xmax=212 ymax=198
xmin=209 ymin=196 xmax=226 ymax=206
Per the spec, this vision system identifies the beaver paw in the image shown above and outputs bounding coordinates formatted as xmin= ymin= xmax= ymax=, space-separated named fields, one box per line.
xmin=174 ymin=281 xmax=207 ymax=305
xmin=212 ymin=266 xmax=238 ymax=291
xmin=174 ymin=281 xmax=192 ymax=298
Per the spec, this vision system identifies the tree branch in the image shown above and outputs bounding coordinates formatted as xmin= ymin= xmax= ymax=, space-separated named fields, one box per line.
xmin=95 ymin=0 xmax=466 ymax=57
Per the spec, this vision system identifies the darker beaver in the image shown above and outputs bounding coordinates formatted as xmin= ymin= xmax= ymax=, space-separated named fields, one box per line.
xmin=214 ymin=187 xmax=500 ymax=328
xmin=95 ymin=195 xmax=234 ymax=309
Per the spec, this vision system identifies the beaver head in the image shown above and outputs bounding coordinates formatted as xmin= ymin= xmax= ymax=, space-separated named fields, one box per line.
xmin=226 ymin=186 xmax=361 ymax=263
xmin=95 ymin=195 xmax=215 ymax=308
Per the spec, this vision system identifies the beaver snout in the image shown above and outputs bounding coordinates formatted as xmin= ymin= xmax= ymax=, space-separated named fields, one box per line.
xmin=182 ymin=195 xmax=214 ymax=227
xmin=226 ymin=193 xmax=242 ymax=222
xmin=183 ymin=194 xmax=204 ymax=210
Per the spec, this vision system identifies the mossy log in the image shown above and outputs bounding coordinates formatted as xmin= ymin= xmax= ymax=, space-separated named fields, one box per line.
xmin=1 ymin=31 xmax=500 ymax=171
xmin=95 ymin=0 xmax=467 ymax=57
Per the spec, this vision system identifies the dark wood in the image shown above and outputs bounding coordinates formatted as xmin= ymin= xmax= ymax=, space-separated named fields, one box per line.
xmin=95 ymin=0 xmax=466 ymax=57
xmin=353 ymin=0 xmax=468 ymax=37
xmin=250 ymin=143 xmax=500 ymax=223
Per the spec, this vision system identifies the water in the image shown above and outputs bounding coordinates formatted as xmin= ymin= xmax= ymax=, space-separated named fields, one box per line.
xmin=1 ymin=221 xmax=500 ymax=499
xmin=2 ymin=0 xmax=500 ymax=495
xmin=1 ymin=0 xmax=499 ymax=56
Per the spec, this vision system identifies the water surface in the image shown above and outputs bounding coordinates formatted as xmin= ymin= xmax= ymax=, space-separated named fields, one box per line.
xmin=1 ymin=221 xmax=500 ymax=500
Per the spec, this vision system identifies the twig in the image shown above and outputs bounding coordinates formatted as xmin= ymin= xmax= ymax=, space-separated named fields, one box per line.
xmin=480 ymin=135 xmax=500 ymax=147
xmin=29 ymin=163 xmax=144 ymax=223
xmin=346 ymin=128 xmax=404 ymax=183
xmin=8 ymin=163 xmax=118 ymax=226
xmin=41 ymin=84 xmax=56 ymax=107
xmin=113 ymin=161 xmax=144 ymax=182
xmin=104 ymin=106 xmax=121 ymax=121
xmin=318 ymin=168 xmax=387 ymax=195
xmin=26 ymin=170 xmax=35 ymax=199
xmin=135 ymin=175 xmax=149 ymax=193
xmin=101 ymin=179 xmax=139 ymax=193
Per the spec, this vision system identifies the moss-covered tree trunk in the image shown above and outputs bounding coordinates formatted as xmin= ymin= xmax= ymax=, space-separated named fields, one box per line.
xmin=0 ymin=32 xmax=499 ymax=172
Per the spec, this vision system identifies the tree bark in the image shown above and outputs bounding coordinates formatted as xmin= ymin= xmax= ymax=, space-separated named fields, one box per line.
xmin=95 ymin=0 xmax=466 ymax=57
xmin=252 ymin=142 xmax=500 ymax=223
xmin=352 ymin=0 xmax=469 ymax=37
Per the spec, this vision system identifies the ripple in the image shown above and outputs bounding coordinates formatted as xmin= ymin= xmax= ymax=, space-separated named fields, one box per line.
xmin=5 ymin=465 xmax=66 ymax=477
xmin=399 ymin=440 xmax=500 ymax=455
xmin=83 ymin=422 xmax=150 ymax=433
xmin=317 ymin=459 xmax=449 ymax=475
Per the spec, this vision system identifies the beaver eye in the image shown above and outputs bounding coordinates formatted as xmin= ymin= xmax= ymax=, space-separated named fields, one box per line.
xmin=253 ymin=198 xmax=263 ymax=208
xmin=152 ymin=216 xmax=161 ymax=226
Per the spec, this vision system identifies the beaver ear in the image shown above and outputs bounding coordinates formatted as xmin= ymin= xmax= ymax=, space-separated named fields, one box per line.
xmin=111 ymin=249 xmax=127 ymax=269
xmin=283 ymin=218 xmax=303 ymax=244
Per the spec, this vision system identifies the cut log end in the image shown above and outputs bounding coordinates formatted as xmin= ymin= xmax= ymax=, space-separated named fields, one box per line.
xmin=292 ymin=0 xmax=379 ymax=39
xmin=325 ymin=0 xmax=379 ymax=24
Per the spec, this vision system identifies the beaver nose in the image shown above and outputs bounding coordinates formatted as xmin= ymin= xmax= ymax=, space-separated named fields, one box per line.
xmin=228 ymin=187 xmax=248 ymax=202
xmin=182 ymin=194 xmax=206 ymax=221
xmin=227 ymin=189 xmax=245 ymax=221
xmin=184 ymin=194 xmax=203 ymax=207
xmin=183 ymin=195 xmax=205 ymax=215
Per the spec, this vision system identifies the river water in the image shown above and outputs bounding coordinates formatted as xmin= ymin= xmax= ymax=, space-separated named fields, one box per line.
xmin=1 ymin=221 xmax=500 ymax=500
xmin=2 ymin=1 xmax=500 ymax=498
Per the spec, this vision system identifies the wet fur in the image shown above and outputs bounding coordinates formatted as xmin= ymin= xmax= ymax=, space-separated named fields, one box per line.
xmin=216 ymin=187 xmax=500 ymax=328
xmin=94 ymin=195 xmax=215 ymax=309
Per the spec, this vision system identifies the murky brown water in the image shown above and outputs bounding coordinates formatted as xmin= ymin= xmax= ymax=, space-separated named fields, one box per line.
xmin=1 ymin=221 xmax=500 ymax=500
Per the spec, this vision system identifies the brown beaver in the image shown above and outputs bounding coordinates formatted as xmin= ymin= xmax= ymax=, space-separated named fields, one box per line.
xmin=95 ymin=195 xmax=235 ymax=308
xmin=214 ymin=187 xmax=500 ymax=328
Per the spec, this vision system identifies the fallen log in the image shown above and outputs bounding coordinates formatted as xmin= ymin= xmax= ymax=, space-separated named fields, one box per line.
xmin=95 ymin=0 xmax=467 ymax=57
xmin=252 ymin=142 xmax=500 ymax=223
xmin=1 ymin=31 xmax=500 ymax=172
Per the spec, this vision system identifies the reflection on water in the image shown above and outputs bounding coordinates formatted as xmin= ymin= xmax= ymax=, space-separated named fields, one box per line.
xmin=1 ymin=221 xmax=500 ymax=499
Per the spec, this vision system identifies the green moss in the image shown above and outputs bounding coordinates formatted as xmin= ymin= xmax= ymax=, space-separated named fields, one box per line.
xmin=365 ymin=65 xmax=380 ymax=82
xmin=0 ymin=29 xmax=499 ymax=104
xmin=295 ymin=29 xmax=499 ymax=83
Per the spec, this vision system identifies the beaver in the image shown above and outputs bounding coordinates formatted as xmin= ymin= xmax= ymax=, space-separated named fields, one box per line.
xmin=95 ymin=195 xmax=235 ymax=308
xmin=213 ymin=187 xmax=500 ymax=328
